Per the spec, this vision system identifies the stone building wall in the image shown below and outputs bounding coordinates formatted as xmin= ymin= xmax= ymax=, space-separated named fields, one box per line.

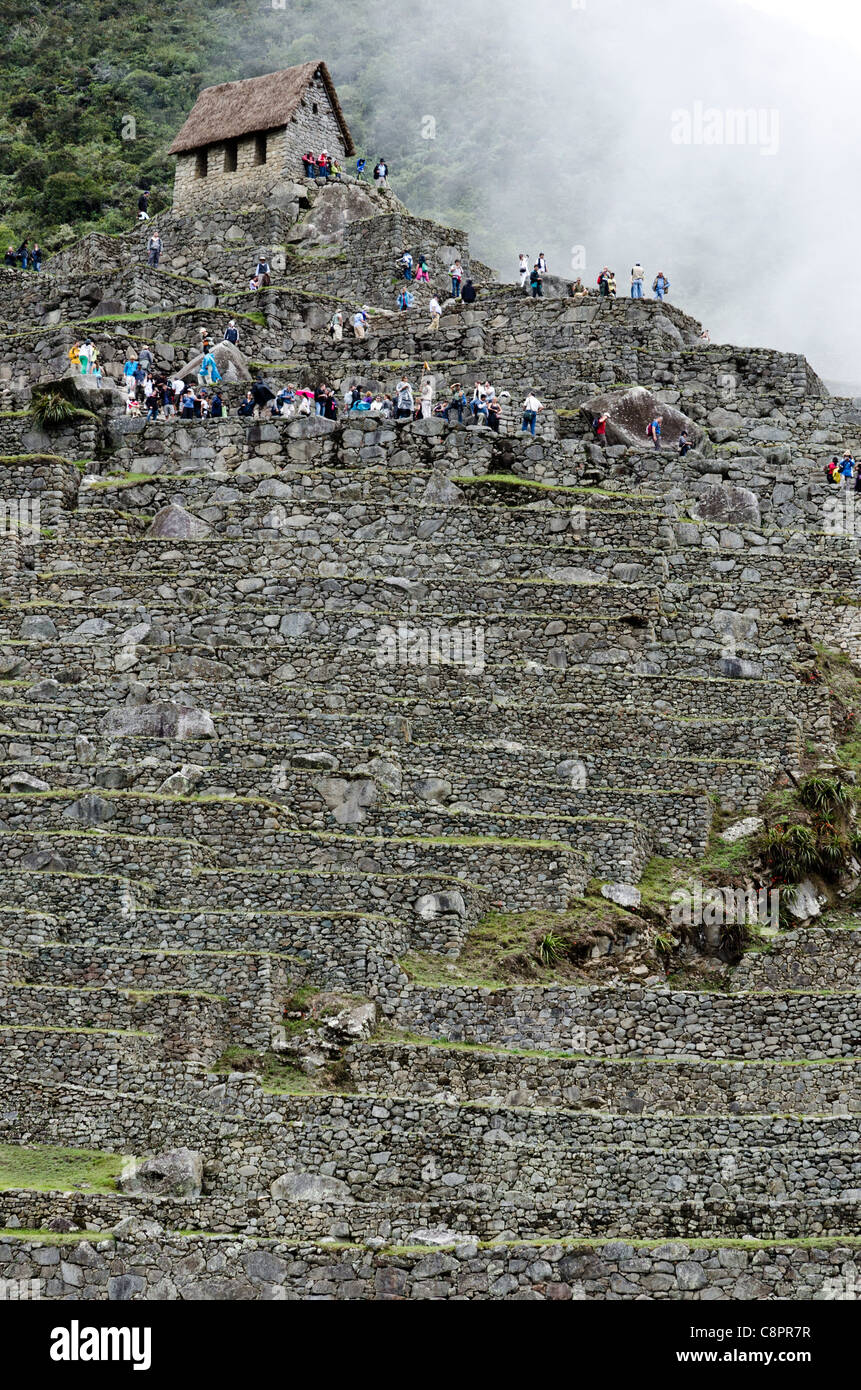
xmin=171 ymin=74 xmax=349 ymax=215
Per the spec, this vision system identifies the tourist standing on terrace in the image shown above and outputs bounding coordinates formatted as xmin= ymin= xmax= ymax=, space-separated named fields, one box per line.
xmin=197 ymin=351 xmax=221 ymax=388
xmin=530 ymin=263 xmax=543 ymax=298
xmin=224 ymin=320 xmax=240 ymax=346
xmin=420 ymin=378 xmax=435 ymax=418
xmin=521 ymin=390 xmax=544 ymax=437
xmin=373 ymin=159 xmax=389 ymax=187
xmin=445 ymin=383 xmax=466 ymax=424
xmin=329 ymin=310 xmax=343 ymax=342
xmin=353 ymin=307 xmax=369 ymax=339
xmin=147 ymin=232 xmax=162 ymax=267
xmin=460 ymin=279 xmax=477 ymax=303
xmin=428 ymin=295 xmax=442 ymax=331
xmin=630 ymin=262 xmax=645 ymax=298
xmin=653 ymin=270 xmax=670 ymax=299
xmin=138 ymin=189 xmax=150 ymax=220
xmin=647 ymin=415 xmax=663 ymax=449
xmin=450 ymin=259 xmax=463 ymax=298
xmin=518 ymin=253 xmax=529 ymax=288
xmin=537 ymin=252 xmax=548 ymax=274
xmin=395 ymin=377 xmax=414 ymax=420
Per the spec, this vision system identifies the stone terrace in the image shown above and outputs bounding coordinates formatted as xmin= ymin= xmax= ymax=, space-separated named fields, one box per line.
xmin=1 ymin=182 xmax=860 ymax=1300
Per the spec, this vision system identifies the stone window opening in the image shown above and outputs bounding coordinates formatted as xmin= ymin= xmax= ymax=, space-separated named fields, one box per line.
xmin=312 ymin=102 xmax=318 ymax=114
xmin=223 ymin=139 xmax=238 ymax=173
xmin=194 ymin=148 xmax=208 ymax=179
xmin=253 ymin=133 xmax=267 ymax=166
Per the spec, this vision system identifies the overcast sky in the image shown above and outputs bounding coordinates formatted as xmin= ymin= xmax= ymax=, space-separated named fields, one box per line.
xmin=428 ymin=0 xmax=861 ymax=389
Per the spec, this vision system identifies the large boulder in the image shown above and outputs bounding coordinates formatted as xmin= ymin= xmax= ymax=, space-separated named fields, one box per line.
xmin=415 ymin=891 xmax=468 ymax=920
xmin=314 ymin=775 xmax=377 ymax=825
xmin=176 ymin=340 xmax=250 ymax=385
xmin=146 ymin=505 xmax=211 ymax=540
xmin=101 ymin=702 xmax=216 ymax=739
xmin=579 ymin=385 xmax=702 ymax=450
xmin=289 ymin=181 xmax=380 ymax=247
xmin=121 ymin=1148 xmax=203 ymax=1198
xmin=691 ymin=484 xmax=760 ymax=527
xmin=270 ymin=1172 xmax=353 ymax=1204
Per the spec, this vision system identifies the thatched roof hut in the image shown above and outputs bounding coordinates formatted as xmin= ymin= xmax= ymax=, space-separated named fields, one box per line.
xmin=168 ymin=62 xmax=355 ymax=157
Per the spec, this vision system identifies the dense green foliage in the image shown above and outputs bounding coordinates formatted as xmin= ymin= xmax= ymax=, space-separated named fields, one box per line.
xmin=0 ymin=0 xmax=524 ymax=263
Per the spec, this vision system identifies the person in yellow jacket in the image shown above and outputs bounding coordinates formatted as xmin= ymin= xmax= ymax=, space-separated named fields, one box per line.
xmin=68 ymin=342 xmax=81 ymax=372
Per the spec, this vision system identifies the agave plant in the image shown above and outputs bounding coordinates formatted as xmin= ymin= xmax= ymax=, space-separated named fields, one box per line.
xmin=799 ymin=774 xmax=851 ymax=818
xmin=759 ymin=823 xmax=819 ymax=880
xmin=536 ymin=931 xmax=566 ymax=967
xmin=30 ymin=391 xmax=78 ymax=428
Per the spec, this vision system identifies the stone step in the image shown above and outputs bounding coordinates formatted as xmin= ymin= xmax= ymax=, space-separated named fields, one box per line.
xmin=3 ymin=574 xmax=661 ymax=627
xmin=2 ymin=665 xmax=825 ymax=733
xmin=2 ymin=1223 xmax=859 ymax=1299
xmin=345 ymin=1042 xmax=861 ymax=1115
xmin=393 ymin=984 xmax=861 ymax=1060
xmin=0 ymin=982 xmax=231 ymax=1058
xmin=0 ymin=738 xmax=774 ymax=814
xmin=0 ymin=789 xmax=647 ymax=882
xmin=732 ymin=928 xmax=861 ymax=994
xmin=1 ymin=918 xmax=407 ymax=1002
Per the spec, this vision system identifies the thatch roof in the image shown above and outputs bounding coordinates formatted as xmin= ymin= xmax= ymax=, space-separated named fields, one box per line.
xmin=168 ymin=62 xmax=355 ymax=156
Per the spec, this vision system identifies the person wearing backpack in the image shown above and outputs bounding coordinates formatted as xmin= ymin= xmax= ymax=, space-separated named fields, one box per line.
xmin=521 ymin=390 xmax=544 ymax=437
xmin=400 ymin=251 xmax=414 ymax=281
xmin=373 ymin=159 xmax=389 ymax=187
xmin=653 ymin=271 xmax=670 ymax=299
xmin=597 ymin=267 xmax=611 ymax=296
xmin=593 ymin=412 xmax=608 ymax=446
xmin=647 ymin=415 xmax=663 ymax=450
xmin=839 ymin=451 xmax=856 ymax=484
